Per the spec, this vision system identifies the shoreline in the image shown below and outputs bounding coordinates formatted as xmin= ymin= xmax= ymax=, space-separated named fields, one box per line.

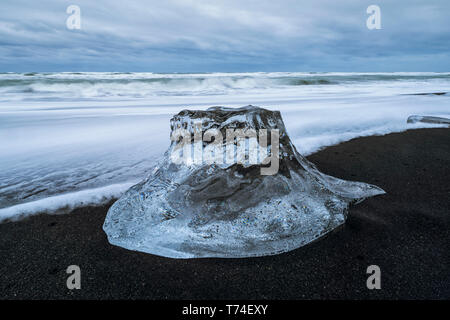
xmin=0 ymin=128 xmax=449 ymax=299
xmin=1 ymin=125 xmax=445 ymax=223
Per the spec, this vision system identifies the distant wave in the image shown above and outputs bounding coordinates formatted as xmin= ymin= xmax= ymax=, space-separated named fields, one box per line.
xmin=1 ymin=72 xmax=449 ymax=101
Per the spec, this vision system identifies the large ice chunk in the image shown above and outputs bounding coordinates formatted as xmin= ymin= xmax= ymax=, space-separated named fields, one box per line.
xmin=103 ymin=106 xmax=385 ymax=258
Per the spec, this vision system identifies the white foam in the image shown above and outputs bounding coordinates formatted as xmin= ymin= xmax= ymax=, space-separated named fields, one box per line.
xmin=0 ymin=72 xmax=449 ymax=222
xmin=0 ymin=182 xmax=136 ymax=222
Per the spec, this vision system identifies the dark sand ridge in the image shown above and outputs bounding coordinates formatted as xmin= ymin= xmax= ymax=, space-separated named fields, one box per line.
xmin=0 ymin=128 xmax=448 ymax=299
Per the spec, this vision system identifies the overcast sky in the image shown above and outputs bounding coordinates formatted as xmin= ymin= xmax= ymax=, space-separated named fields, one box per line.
xmin=0 ymin=0 xmax=449 ymax=72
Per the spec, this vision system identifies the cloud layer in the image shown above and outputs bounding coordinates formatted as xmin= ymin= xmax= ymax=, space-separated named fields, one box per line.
xmin=1 ymin=0 xmax=449 ymax=72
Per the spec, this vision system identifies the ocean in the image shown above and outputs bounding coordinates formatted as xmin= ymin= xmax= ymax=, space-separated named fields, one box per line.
xmin=0 ymin=72 xmax=449 ymax=221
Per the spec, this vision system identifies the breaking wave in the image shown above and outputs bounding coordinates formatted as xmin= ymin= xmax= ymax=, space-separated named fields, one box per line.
xmin=1 ymin=72 xmax=449 ymax=101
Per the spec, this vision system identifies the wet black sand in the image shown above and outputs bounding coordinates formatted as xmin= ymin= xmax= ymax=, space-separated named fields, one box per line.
xmin=0 ymin=128 xmax=449 ymax=299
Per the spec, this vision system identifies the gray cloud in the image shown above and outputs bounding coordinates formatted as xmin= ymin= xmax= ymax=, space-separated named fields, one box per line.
xmin=0 ymin=0 xmax=449 ymax=71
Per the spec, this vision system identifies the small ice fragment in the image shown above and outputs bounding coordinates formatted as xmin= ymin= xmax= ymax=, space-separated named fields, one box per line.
xmin=407 ymin=115 xmax=450 ymax=126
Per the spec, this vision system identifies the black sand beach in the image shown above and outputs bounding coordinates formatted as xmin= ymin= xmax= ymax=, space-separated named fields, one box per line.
xmin=0 ymin=128 xmax=449 ymax=299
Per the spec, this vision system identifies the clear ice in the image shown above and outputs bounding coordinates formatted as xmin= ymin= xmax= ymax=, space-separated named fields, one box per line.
xmin=103 ymin=106 xmax=385 ymax=258
xmin=407 ymin=115 xmax=450 ymax=126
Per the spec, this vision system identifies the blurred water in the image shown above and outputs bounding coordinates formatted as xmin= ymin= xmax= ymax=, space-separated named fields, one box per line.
xmin=0 ymin=72 xmax=449 ymax=221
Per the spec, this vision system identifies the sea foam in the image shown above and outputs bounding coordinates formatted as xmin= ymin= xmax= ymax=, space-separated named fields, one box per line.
xmin=0 ymin=72 xmax=449 ymax=221
xmin=0 ymin=182 xmax=136 ymax=222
